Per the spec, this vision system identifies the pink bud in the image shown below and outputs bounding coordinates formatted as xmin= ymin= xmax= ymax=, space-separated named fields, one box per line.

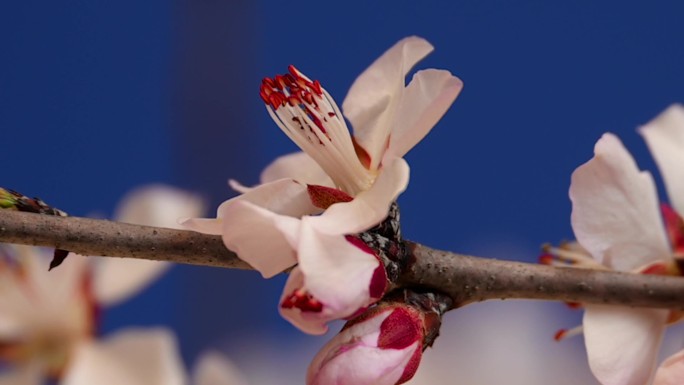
xmin=307 ymin=303 xmax=425 ymax=385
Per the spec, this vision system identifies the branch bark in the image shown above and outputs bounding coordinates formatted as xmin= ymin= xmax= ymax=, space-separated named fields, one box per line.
xmin=1 ymin=210 xmax=683 ymax=310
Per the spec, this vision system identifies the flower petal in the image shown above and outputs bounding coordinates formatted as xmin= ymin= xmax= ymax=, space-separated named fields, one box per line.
xmin=279 ymin=223 xmax=381 ymax=334
xmin=384 ymin=69 xmax=463 ymax=162
xmin=654 ymin=349 xmax=684 ymax=385
xmin=309 ymin=343 xmax=419 ymax=385
xmin=0 ymin=366 xmax=42 ymax=385
xmin=193 ymin=351 xmax=250 ymax=385
xmin=569 ymin=133 xmax=671 ymax=270
xmin=639 ymin=104 xmax=684 ymax=216
xmin=343 ymin=36 xmax=434 ymax=169
xmin=261 ymin=151 xmax=334 ymax=187
xmin=583 ymin=305 xmax=667 ymax=385
xmin=94 ymin=185 xmax=205 ymax=306
xmin=182 ymin=217 xmax=223 ymax=235
xmin=218 ymin=179 xmax=320 ymax=218
xmin=93 ymin=258 xmax=170 ymax=307
xmin=309 ymin=158 xmax=409 ymax=235
xmin=114 ymin=184 xmax=205 ymax=230
xmin=308 ymin=307 xmax=420 ymax=385
xmin=221 ymin=200 xmax=301 ymax=278
xmin=63 ymin=328 xmax=186 ymax=385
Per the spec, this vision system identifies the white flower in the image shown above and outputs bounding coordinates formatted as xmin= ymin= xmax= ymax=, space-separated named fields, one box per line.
xmin=567 ymin=105 xmax=684 ymax=385
xmin=0 ymin=185 xmax=204 ymax=384
xmin=184 ymin=36 xmax=462 ymax=335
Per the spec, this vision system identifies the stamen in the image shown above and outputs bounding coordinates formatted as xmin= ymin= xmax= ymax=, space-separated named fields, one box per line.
xmin=281 ymin=289 xmax=324 ymax=313
xmin=541 ymin=243 xmax=605 ymax=270
xmin=261 ymin=66 xmax=374 ymax=195
xmin=554 ymin=325 xmax=583 ymax=341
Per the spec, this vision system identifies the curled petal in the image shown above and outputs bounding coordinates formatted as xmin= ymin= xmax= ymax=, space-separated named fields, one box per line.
xmin=279 ymin=223 xmax=383 ymax=334
xmin=261 ymin=151 xmax=334 ymax=187
xmin=182 ymin=217 xmax=223 ymax=235
xmin=343 ymin=36 xmax=434 ymax=169
xmin=221 ymin=201 xmax=301 ymax=278
xmin=654 ymin=350 xmax=684 ymax=385
xmin=385 ymin=69 xmax=463 ymax=162
xmin=310 ymin=158 xmax=409 ymax=235
xmin=227 ymin=179 xmax=252 ymax=194
xmin=583 ymin=305 xmax=668 ymax=385
xmin=63 ymin=328 xmax=186 ymax=385
xmin=569 ymin=133 xmax=671 ymax=270
xmin=193 ymin=351 xmax=250 ymax=385
xmin=639 ymin=104 xmax=684 ymax=216
xmin=217 ymin=179 xmax=320 ymax=218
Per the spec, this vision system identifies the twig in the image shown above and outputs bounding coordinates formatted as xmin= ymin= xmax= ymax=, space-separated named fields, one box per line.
xmin=1 ymin=210 xmax=683 ymax=310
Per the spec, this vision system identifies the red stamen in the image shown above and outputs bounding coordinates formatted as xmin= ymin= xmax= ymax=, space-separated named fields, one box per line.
xmin=554 ymin=329 xmax=566 ymax=341
xmin=281 ymin=289 xmax=323 ymax=313
xmin=538 ymin=253 xmax=554 ymax=265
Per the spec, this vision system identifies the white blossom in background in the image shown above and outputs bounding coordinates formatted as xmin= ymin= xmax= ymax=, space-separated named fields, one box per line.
xmin=0 ymin=185 xmax=204 ymax=385
xmin=409 ymin=301 xmax=599 ymax=385
xmin=561 ymin=105 xmax=684 ymax=385
xmin=184 ymin=36 xmax=463 ymax=335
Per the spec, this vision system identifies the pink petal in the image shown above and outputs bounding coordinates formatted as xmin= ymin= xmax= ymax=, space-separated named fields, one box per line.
xmin=309 ymin=343 xmax=419 ymax=385
xmin=639 ymin=104 xmax=684 ymax=216
xmin=188 ymin=179 xmax=320 ymax=278
xmin=228 ymin=179 xmax=252 ymax=193
xmin=385 ymin=69 xmax=463 ymax=162
xmin=343 ymin=37 xmax=434 ymax=170
xmin=93 ymin=258 xmax=170 ymax=307
xmin=63 ymin=328 xmax=186 ymax=385
xmin=569 ymin=133 xmax=671 ymax=271
xmin=654 ymin=349 xmax=684 ymax=385
xmin=279 ymin=223 xmax=382 ymax=334
xmin=298 ymin=222 xmax=380 ymax=312
xmin=260 ymin=151 xmax=334 ymax=187
xmin=309 ymin=158 xmax=409 ymax=235
xmin=2 ymin=247 xmax=92 ymax=337
xmin=279 ymin=267 xmax=328 ymax=335
xmin=220 ymin=200 xmax=301 ymax=278
xmin=217 ymin=179 xmax=320 ymax=218
xmin=193 ymin=351 xmax=250 ymax=385
xmin=583 ymin=305 xmax=668 ymax=385
xmin=114 ymin=184 xmax=205 ymax=230
xmin=182 ymin=217 xmax=223 ymax=235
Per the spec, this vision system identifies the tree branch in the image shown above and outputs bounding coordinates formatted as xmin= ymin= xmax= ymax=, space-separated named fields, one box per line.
xmin=1 ymin=210 xmax=683 ymax=310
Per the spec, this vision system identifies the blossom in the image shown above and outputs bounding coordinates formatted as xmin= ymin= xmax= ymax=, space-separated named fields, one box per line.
xmin=184 ymin=36 xmax=462 ymax=334
xmin=307 ymin=290 xmax=445 ymax=385
xmin=0 ymin=185 xmax=204 ymax=384
xmin=555 ymin=105 xmax=684 ymax=385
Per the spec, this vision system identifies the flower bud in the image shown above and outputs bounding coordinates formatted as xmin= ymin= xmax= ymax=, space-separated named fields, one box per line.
xmin=307 ymin=290 xmax=449 ymax=385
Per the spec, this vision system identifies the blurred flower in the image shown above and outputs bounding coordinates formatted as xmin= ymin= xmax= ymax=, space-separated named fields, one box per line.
xmin=550 ymin=106 xmax=684 ymax=385
xmin=192 ymin=351 xmax=250 ymax=385
xmin=0 ymin=185 xmax=204 ymax=384
xmin=307 ymin=290 xmax=448 ymax=385
xmin=184 ymin=36 xmax=462 ymax=335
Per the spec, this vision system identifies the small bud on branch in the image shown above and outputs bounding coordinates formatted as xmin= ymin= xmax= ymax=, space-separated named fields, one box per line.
xmin=1 ymin=210 xmax=683 ymax=311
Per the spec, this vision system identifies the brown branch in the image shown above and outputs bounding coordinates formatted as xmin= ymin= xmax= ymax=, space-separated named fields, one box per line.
xmin=1 ymin=210 xmax=684 ymax=310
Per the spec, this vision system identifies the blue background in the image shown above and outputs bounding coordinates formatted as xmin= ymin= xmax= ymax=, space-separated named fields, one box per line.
xmin=3 ymin=1 xmax=684 ymax=383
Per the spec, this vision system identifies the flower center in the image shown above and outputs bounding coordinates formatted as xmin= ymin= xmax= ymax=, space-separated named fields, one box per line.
xmin=281 ymin=288 xmax=323 ymax=313
xmin=260 ymin=65 xmax=374 ymax=195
